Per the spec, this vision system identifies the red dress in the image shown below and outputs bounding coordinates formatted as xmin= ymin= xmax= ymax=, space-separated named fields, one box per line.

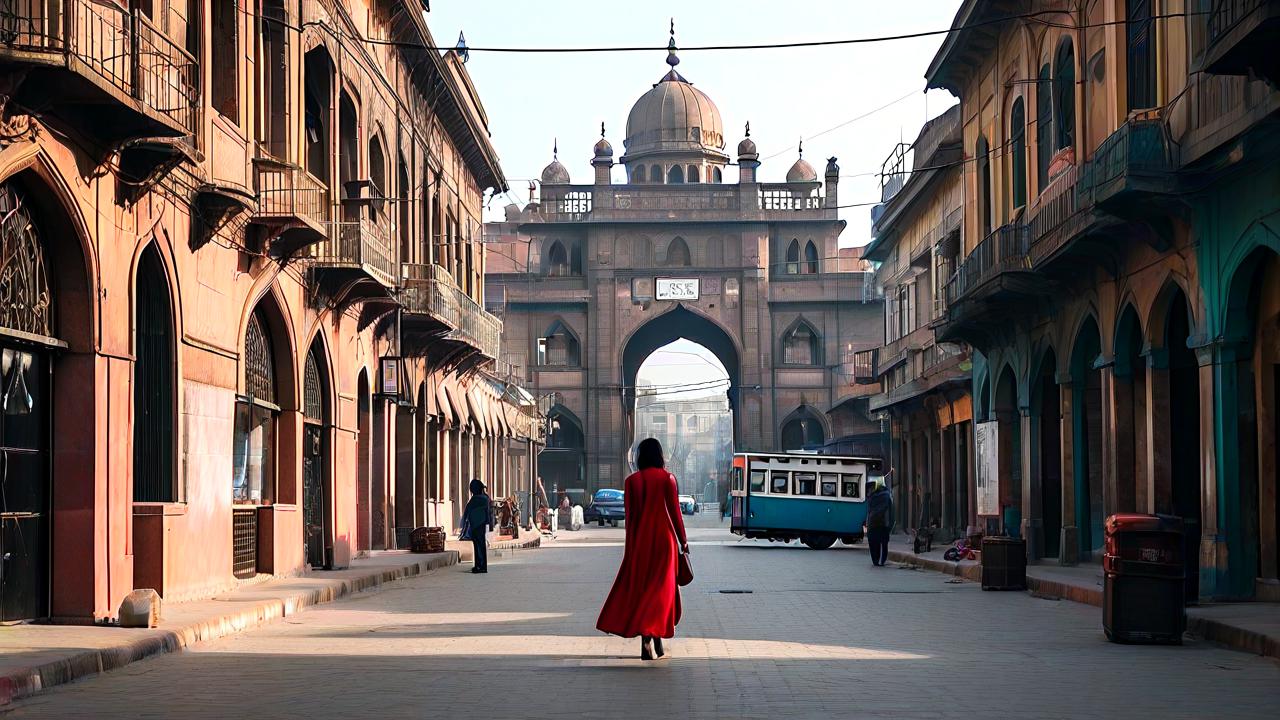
xmin=596 ymin=467 xmax=689 ymax=639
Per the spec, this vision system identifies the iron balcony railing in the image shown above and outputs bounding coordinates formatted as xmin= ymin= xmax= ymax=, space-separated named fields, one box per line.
xmin=944 ymin=224 xmax=1031 ymax=307
xmin=1209 ymin=0 xmax=1265 ymax=41
xmin=311 ymin=216 xmax=396 ymax=288
xmin=1078 ymin=118 xmax=1176 ymax=204
xmin=0 ymin=0 xmax=198 ymax=135
xmin=401 ymin=263 xmax=502 ymax=359
xmin=254 ymin=160 xmax=332 ymax=227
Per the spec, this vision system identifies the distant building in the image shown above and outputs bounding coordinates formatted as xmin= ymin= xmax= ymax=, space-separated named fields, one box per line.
xmin=486 ymin=30 xmax=883 ymax=494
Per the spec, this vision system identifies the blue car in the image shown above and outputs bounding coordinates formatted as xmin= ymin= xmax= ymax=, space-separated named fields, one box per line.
xmin=585 ymin=488 xmax=625 ymax=526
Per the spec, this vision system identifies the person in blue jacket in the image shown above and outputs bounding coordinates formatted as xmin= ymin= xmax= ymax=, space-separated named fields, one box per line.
xmin=463 ymin=479 xmax=494 ymax=573
xmin=865 ymin=479 xmax=894 ymax=567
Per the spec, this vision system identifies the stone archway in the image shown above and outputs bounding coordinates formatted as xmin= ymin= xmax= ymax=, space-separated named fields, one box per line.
xmin=1069 ymin=316 xmax=1105 ymax=560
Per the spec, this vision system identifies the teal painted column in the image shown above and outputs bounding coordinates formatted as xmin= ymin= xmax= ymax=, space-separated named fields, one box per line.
xmin=1205 ymin=340 xmax=1255 ymax=599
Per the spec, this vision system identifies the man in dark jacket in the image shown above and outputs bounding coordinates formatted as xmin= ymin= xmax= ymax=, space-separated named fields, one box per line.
xmin=865 ymin=480 xmax=894 ymax=567
xmin=464 ymin=479 xmax=494 ymax=573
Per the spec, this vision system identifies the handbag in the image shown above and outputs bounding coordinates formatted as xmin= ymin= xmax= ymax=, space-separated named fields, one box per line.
xmin=661 ymin=471 xmax=694 ymax=586
xmin=459 ymin=517 xmax=472 ymax=541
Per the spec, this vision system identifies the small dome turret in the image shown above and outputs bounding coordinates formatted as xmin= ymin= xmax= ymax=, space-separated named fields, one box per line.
xmin=541 ymin=140 xmax=571 ymax=185
xmin=593 ymin=122 xmax=613 ymax=158
xmin=786 ymin=140 xmax=817 ymax=183
xmin=737 ymin=121 xmax=757 ymax=158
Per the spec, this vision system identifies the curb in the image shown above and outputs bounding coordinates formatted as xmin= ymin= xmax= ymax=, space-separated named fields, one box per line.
xmin=0 ymin=533 xmax=541 ymax=707
xmin=888 ymin=548 xmax=1280 ymax=659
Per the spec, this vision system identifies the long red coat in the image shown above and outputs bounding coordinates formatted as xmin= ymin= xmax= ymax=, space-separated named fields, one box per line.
xmin=596 ymin=467 xmax=689 ymax=639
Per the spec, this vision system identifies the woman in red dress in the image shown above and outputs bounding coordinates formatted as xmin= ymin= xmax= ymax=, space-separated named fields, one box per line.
xmin=596 ymin=438 xmax=689 ymax=660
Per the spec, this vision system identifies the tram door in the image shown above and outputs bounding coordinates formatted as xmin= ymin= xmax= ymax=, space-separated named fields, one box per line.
xmin=0 ymin=346 xmax=49 ymax=621
xmin=302 ymin=424 xmax=326 ymax=568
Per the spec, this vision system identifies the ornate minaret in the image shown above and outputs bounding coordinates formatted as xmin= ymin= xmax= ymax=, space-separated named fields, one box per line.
xmin=593 ymin=122 xmax=613 ymax=186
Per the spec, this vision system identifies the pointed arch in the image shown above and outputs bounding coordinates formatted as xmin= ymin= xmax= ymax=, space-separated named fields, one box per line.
xmin=544 ymin=239 xmax=569 ymax=276
xmin=667 ymin=165 xmax=684 ymax=184
xmin=781 ymin=317 xmax=822 ymax=366
xmin=666 ymin=236 xmax=691 ymax=267
xmin=1054 ymin=36 xmax=1076 ymax=151
xmin=538 ymin=318 xmax=581 ymax=367
xmin=134 ymin=243 xmax=177 ymax=502
xmin=786 ymin=239 xmax=801 ymax=274
xmin=803 ymin=240 xmax=819 ymax=274
xmin=1009 ymin=96 xmax=1028 ymax=209
xmin=780 ymin=405 xmax=827 ymax=451
xmin=1146 ymin=275 xmax=1198 ymax=352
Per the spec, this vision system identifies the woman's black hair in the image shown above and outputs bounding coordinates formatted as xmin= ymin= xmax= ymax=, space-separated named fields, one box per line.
xmin=470 ymin=478 xmax=485 ymax=495
xmin=636 ymin=438 xmax=665 ymax=470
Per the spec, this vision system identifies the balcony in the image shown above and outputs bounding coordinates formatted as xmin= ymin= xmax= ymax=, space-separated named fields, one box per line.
xmin=1078 ymin=118 xmax=1177 ymax=212
xmin=0 ymin=0 xmax=199 ymax=148
xmin=250 ymin=158 xmax=331 ymax=253
xmin=531 ymin=182 xmax=835 ymax=224
xmin=936 ymin=224 xmax=1043 ymax=343
xmin=307 ymin=214 xmax=396 ymax=305
xmin=1202 ymin=0 xmax=1280 ymax=85
xmin=868 ymin=342 xmax=970 ymax=413
xmin=850 ymin=349 xmax=877 ymax=384
xmin=401 ymin=263 xmax=502 ymax=363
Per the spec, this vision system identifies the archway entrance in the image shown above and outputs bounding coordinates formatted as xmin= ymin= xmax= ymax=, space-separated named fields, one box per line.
xmin=356 ymin=370 xmax=371 ymax=553
xmin=994 ymin=365 xmax=1022 ymax=537
xmin=302 ymin=339 xmax=332 ymax=569
xmin=1033 ymin=351 xmax=1062 ymax=560
xmin=1163 ymin=288 xmax=1202 ymax=601
xmin=622 ymin=307 xmax=739 ymax=505
xmin=541 ymin=405 xmax=585 ymax=506
xmin=1114 ymin=306 xmax=1146 ymax=514
xmin=1070 ymin=317 xmax=1105 ymax=559
xmin=632 ymin=339 xmax=734 ymax=505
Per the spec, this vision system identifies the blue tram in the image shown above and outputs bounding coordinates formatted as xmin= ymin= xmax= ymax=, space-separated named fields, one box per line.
xmin=729 ymin=452 xmax=883 ymax=549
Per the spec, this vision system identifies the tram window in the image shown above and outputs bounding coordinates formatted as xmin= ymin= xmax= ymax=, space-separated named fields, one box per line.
xmin=841 ymin=474 xmax=863 ymax=498
xmin=771 ymin=472 xmax=789 ymax=494
xmin=750 ymin=470 xmax=766 ymax=492
xmin=794 ymin=473 xmax=816 ymax=495
xmin=820 ymin=473 xmax=838 ymax=497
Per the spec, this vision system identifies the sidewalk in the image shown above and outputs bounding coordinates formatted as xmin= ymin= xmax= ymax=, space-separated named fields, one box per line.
xmin=886 ymin=535 xmax=1280 ymax=658
xmin=0 ymin=533 xmax=539 ymax=706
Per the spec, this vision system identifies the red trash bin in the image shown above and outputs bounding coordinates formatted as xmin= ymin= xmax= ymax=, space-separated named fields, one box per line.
xmin=1103 ymin=514 xmax=1185 ymax=644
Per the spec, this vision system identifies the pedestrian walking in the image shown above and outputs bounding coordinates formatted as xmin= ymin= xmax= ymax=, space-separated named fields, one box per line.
xmin=463 ymin=478 xmax=494 ymax=574
xmin=597 ymin=438 xmax=689 ymax=661
xmin=865 ymin=479 xmax=893 ymax=567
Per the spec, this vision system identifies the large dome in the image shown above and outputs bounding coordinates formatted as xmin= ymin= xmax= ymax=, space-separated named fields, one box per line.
xmin=623 ymin=74 xmax=726 ymax=160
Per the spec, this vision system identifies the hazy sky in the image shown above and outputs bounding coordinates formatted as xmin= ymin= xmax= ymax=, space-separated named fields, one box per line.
xmin=636 ymin=339 xmax=730 ymax=401
xmin=429 ymin=0 xmax=959 ymax=246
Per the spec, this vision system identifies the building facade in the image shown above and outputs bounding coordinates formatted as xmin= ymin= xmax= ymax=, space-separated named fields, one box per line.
xmin=861 ymin=104 xmax=975 ymax=542
xmin=0 ymin=0 xmax=540 ymax=624
xmin=928 ymin=0 xmax=1279 ymax=600
xmin=485 ymin=35 xmax=883 ymax=496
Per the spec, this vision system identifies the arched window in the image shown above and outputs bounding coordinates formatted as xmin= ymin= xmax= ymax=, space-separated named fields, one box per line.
xmin=1010 ymin=98 xmax=1027 ymax=209
xmin=397 ymin=154 xmax=411 ymax=263
xmin=570 ymin=241 xmax=584 ymax=275
xmin=537 ymin=321 xmax=580 ymax=367
xmin=303 ymin=50 xmax=332 ymax=184
xmin=338 ymin=93 xmax=359 ymax=220
xmin=713 ymin=167 xmax=723 ymax=183
xmin=781 ymin=410 xmax=825 ymax=451
xmin=135 ymin=246 xmax=175 ymax=502
xmin=1054 ymin=38 xmax=1076 ymax=151
xmin=632 ymin=165 xmax=646 ymax=183
xmin=1126 ymin=0 xmax=1156 ymax=111
xmin=235 ymin=308 xmax=278 ymax=511
xmin=368 ymin=135 xmax=387 ymax=202
xmin=785 ymin=239 xmax=801 ymax=274
xmin=666 ymin=237 xmax=691 ymax=267
xmin=1036 ymin=63 xmax=1053 ymax=192
xmin=783 ymin=321 xmax=820 ymax=365
xmin=667 ymin=165 xmax=684 ymax=184
xmin=687 ymin=165 xmax=700 ymax=183
xmin=546 ymin=241 xmax=569 ymax=276
xmin=976 ymin=135 xmax=992 ymax=236
xmin=259 ymin=0 xmax=287 ymax=156
xmin=803 ymin=241 xmax=819 ymax=274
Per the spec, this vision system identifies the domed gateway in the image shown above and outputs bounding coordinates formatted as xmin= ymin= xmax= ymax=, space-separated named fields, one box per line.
xmin=489 ymin=23 xmax=882 ymax=503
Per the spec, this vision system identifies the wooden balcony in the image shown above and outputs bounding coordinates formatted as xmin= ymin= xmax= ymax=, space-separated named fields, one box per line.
xmin=1202 ymin=0 xmax=1280 ymax=85
xmin=401 ymin=263 xmax=502 ymax=364
xmin=307 ymin=214 xmax=396 ymax=306
xmin=250 ymin=158 xmax=331 ymax=254
xmin=935 ymin=224 xmax=1044 ymax=344
xmin=0 ymin=0 xmax=199 ymax=150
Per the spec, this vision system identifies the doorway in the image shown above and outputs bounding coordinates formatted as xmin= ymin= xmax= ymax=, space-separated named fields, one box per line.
xmin=1165 ymin=289 xmax=1201 ymax=601
xmin=302 ymin=342 xmax=331 ymax=568
xmin=0 ymin=345 xmax=50 ymax=621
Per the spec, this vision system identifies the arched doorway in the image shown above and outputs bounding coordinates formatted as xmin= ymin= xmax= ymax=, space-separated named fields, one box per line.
xmin=1114 ymin=305 xmax=1146 ymax=514
xmin=780 ymin=407 xmax=825 ymax=451
xmin=994 ymin=365 xmax=1022 ymax=537
xmin=621 ymin=306 xmax=739 ymax=502
xmin=394 ymin=392 xmax=416 ymax=549
xmin=1070 ymin=317 xmax=1105 ymax=559
xmin=1032 ymin=349 xmax=1062 ymax=560
xmin=134 ymin=245 xmax=176 ymax=505
xmin=1162 ymin=287 xmax=1202 ymax=601
xmin=356 ymin=370 xmax=371 ymax=553
xmin=541 ymin=405 xmax=585 ymax=504
xmin=302 ymin=338 xmax=332 ymax=569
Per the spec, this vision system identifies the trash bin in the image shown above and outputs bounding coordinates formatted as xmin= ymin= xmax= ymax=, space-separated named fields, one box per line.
xmin=981 ymin=536 xmax=1027 ymax=590
xmin=1103 ymin=514 xmax=1185 ymax=644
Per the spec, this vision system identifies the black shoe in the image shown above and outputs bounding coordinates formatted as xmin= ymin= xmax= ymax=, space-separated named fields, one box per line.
xmin=471 ymin=567 xmax=483 ymax=573
xmin=641 ymin=636 xmax=654 ymax=661
xmin=653 ymin=637 xmax=665 ymax=658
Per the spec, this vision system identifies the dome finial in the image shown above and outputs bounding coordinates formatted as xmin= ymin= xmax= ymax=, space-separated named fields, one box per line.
xmin=745 ymin=121 xmax=751 ymax=138
xmin=798 ymin=138 xmax=804 ymax=158
xmin=553 ymin=138 xmax=558 ymax=160
xmin=601 ymin=122 xmax=606 ymax=138
xmin=666 ymin=18 xmax=680 ymax=68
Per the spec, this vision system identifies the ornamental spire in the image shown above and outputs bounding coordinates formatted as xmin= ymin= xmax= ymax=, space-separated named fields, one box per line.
xmin=667 ymin=18 xmax=679 ymax=68
xmin=553 ymin=138 xmax=558 ymax=160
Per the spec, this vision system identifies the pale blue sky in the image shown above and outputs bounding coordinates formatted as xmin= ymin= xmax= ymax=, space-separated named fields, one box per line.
xmin=429 ymin=0 xmax=959 ymax=246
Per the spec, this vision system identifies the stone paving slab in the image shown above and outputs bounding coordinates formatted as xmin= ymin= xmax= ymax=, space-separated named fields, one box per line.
xmin=0 ymin=533 xmax=539 ymax=706
xmin=885 ymin=535 xmax=1280 ymax=659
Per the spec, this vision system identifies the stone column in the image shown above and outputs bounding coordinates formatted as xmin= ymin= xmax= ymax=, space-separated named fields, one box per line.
xmin=1058 ymin=378 xmax=1079 ymax=565
xmin=1145 ymin=350 xmax=1173 ymax=515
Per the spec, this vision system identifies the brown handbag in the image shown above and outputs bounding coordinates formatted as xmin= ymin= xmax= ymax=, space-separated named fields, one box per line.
xmin=676 ymin=546 xmax=694 ymax=586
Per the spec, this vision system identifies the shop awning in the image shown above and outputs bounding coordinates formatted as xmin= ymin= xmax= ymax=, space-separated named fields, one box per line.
xmin=436 ymin=382 xmax=456 ymax=428
xmin=446 ymin=384 xmax=470 ymax=429
xmin=495 ymin=402 xmax=512 ymax=438
xmin=466 ymin=387 xmax=489 ymax=436
xmin=424 ymin=378 xmax=440 ymax=418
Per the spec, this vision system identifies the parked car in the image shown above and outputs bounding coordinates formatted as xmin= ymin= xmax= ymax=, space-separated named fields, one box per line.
xmin=585 ymin=488 xmax=625 ymax=526
xmin=678 ymin=494 xmax=699 ymax=515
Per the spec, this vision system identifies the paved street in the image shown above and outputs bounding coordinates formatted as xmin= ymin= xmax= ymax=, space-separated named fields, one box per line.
xmin=6 ymin=518 xmax=1277 ymax=719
